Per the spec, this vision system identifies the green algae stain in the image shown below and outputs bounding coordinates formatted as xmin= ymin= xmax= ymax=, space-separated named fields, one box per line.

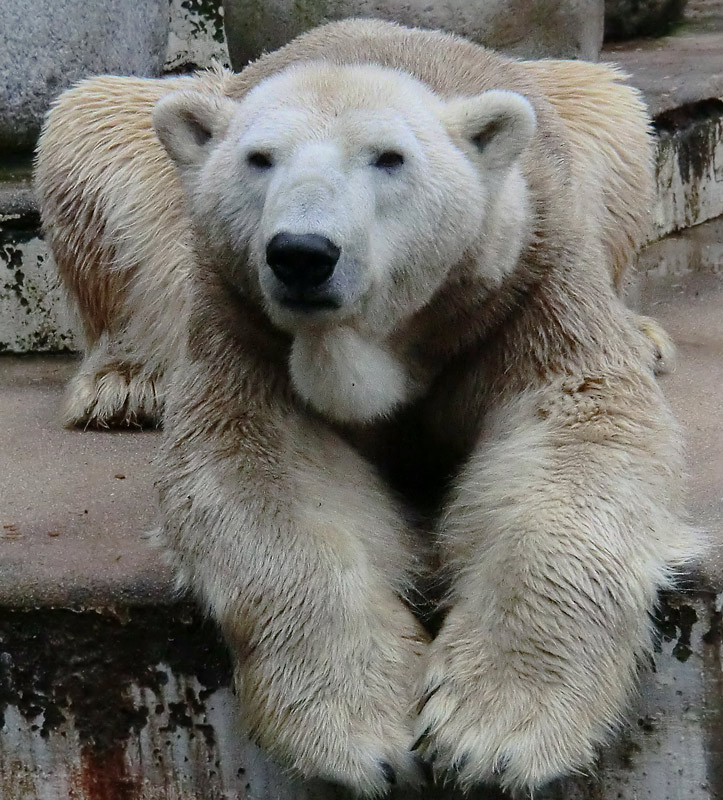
xmin=180 ymin=0 xmax=225 ymax=44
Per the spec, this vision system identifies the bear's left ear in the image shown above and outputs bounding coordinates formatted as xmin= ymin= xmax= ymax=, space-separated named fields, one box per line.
xmin=441 ymin=90 xmax=537 ymax=172
xmin=152 ymin=91 xmax=237 ymax=169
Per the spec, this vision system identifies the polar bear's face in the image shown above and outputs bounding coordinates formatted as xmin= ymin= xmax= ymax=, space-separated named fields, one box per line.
xmin=155 ymin=64 xmax=536 ymax=331
xmin=154 ymin=63 xmax=536 ymax=422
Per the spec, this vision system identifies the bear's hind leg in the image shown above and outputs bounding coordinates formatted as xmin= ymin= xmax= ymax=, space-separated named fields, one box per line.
xmin=632 ymin=312 xmax=676 ymax=375
xmin=63 ymin=332 xmax=163 ymax=428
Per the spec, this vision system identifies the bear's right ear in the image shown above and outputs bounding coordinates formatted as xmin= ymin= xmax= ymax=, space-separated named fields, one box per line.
xmin=152 ymin=91 xmax=237 ymax=168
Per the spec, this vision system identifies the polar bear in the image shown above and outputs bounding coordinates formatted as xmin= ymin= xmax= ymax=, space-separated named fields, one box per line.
xmin=36 ymin=19 xmax=700 ymax=797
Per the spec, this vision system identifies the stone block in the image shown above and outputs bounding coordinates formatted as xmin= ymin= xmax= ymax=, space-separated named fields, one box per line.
xmin=605 ymin=0 xmax=688 ymax=40
xmin=165 ymin=0 xmax=230 ymax=72
xmin=1 ymin=0 xmax=170 ymax=154
xmin=223 ymin=0 xmax=605 ymax=69
xmin=652 ymin=102 xmax=723 ymax=238
xmin=0 ymin=199 xmax=78 ymax=354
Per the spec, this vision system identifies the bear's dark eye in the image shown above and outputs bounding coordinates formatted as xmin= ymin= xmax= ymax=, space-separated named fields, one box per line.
xmin=373 ymin=151 xmax=405 ymax=170
xmin=247 ymin=151 xmax=274 ymax=169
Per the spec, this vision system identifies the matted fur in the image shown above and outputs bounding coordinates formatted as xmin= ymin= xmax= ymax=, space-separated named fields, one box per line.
xmin=36 ymin=19 xmax=701 ymax=797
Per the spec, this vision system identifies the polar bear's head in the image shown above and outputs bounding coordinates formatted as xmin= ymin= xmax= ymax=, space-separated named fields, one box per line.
xmin=154 ymin=63 xmax=536 ymax=423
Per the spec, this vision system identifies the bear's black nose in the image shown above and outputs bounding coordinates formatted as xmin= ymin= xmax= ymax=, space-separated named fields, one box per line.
xmin=266 ymin=232 xmax=340 ymax=290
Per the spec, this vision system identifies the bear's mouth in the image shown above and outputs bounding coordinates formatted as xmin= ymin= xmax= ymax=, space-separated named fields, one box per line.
xmin=278 ymin=292 xmax=342 ymax=313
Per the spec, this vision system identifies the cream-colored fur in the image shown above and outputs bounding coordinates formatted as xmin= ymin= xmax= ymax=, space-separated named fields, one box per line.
xmin=35 ymin=68 xmax=237 ymax=427
xmin=35 ymin=19 xmax=702 ymax=797
xmin=289 ymin=328 xmax=414 ymax=424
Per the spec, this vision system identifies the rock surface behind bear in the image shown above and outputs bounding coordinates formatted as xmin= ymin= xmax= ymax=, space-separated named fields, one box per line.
xmin=223 ymin=0 xmax=605 ymax=68
xmin=1 ymin=0 xmax=169 ymax=154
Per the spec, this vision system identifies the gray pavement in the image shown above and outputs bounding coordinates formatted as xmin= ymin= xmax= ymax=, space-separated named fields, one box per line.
xmin=603 ymin=0 xmax=723 ymax=116
xmin=0 ymin=357 xmax=171 ymax=606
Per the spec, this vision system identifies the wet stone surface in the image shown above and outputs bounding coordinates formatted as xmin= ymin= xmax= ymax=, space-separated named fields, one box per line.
xmin=652 ymin=100 xmax=723 ymax=236
xmin=0 ymin=592 xmax=719 ymax=799
xmin=166 ymin=0 xmax=229 ymax=72
xmin=0 ymin=606 xmax=277 ymax=800
xmin=0 ymin=606 xmax=231 ymax=750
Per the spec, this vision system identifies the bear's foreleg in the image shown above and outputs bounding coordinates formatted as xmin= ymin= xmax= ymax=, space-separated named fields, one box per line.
xmin=156 ymin=364 xmax=428 ymax=795
xmin=415 ymin=374 xmax=700 ymax=792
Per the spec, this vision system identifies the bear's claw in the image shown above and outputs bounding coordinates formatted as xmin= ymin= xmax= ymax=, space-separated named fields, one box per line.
xmin=410 ymin=727 xmax=430 ymax=752
xmin=379 ymin=761 xmax=396 ymax=785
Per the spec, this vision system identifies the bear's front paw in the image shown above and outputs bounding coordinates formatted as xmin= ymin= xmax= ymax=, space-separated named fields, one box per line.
xmin=414 ymin=606 xmax=633 ymax=793
xmin=235 ymin=601 xmax=430 ymax=797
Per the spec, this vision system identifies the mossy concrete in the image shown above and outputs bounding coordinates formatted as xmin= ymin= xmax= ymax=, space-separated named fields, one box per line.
xmin=651 ymin=101 xmax=723 ymax=238
xmin=166 ymin=0 xmax=230 ymax=72
xmin=0 ymin=211 xmax=78 ymax=354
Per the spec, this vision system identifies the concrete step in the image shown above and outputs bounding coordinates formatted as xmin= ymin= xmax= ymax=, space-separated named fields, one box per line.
xmin=2 ymin=214 xmax=723 ymax=798
xmin=1 ymin=593 xmax=719 ymax=800
xmin=0 ymin=203 xmax=77 ymax=355
xmin=602 ymin=0 xmax=723 ymax=238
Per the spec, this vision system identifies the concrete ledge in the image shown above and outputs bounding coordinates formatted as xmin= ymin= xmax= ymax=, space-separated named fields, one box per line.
xmin=651 ymin=101 xmax=723 ymax=237
xmin=0 ymin=156 xmax=35 ymax=219
xmin=602 ymin=0 xmax=723 ymax=118
xmin=1 ymin=0 xmax=170 ymax=154
xmin=601 ymin=1 xmax=723 ymax=238
xmin=0 ymin=605 xmax=323 ymax=800
xmin=0 ymin=210 xmax=78 ymax=354
xmin=0 ymin=357 xmax=169 ymax=606
xmin=166 ymin=0 xmax=229 ymax=72
xmin=0 ymin=593 xmax=720 ymax=799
